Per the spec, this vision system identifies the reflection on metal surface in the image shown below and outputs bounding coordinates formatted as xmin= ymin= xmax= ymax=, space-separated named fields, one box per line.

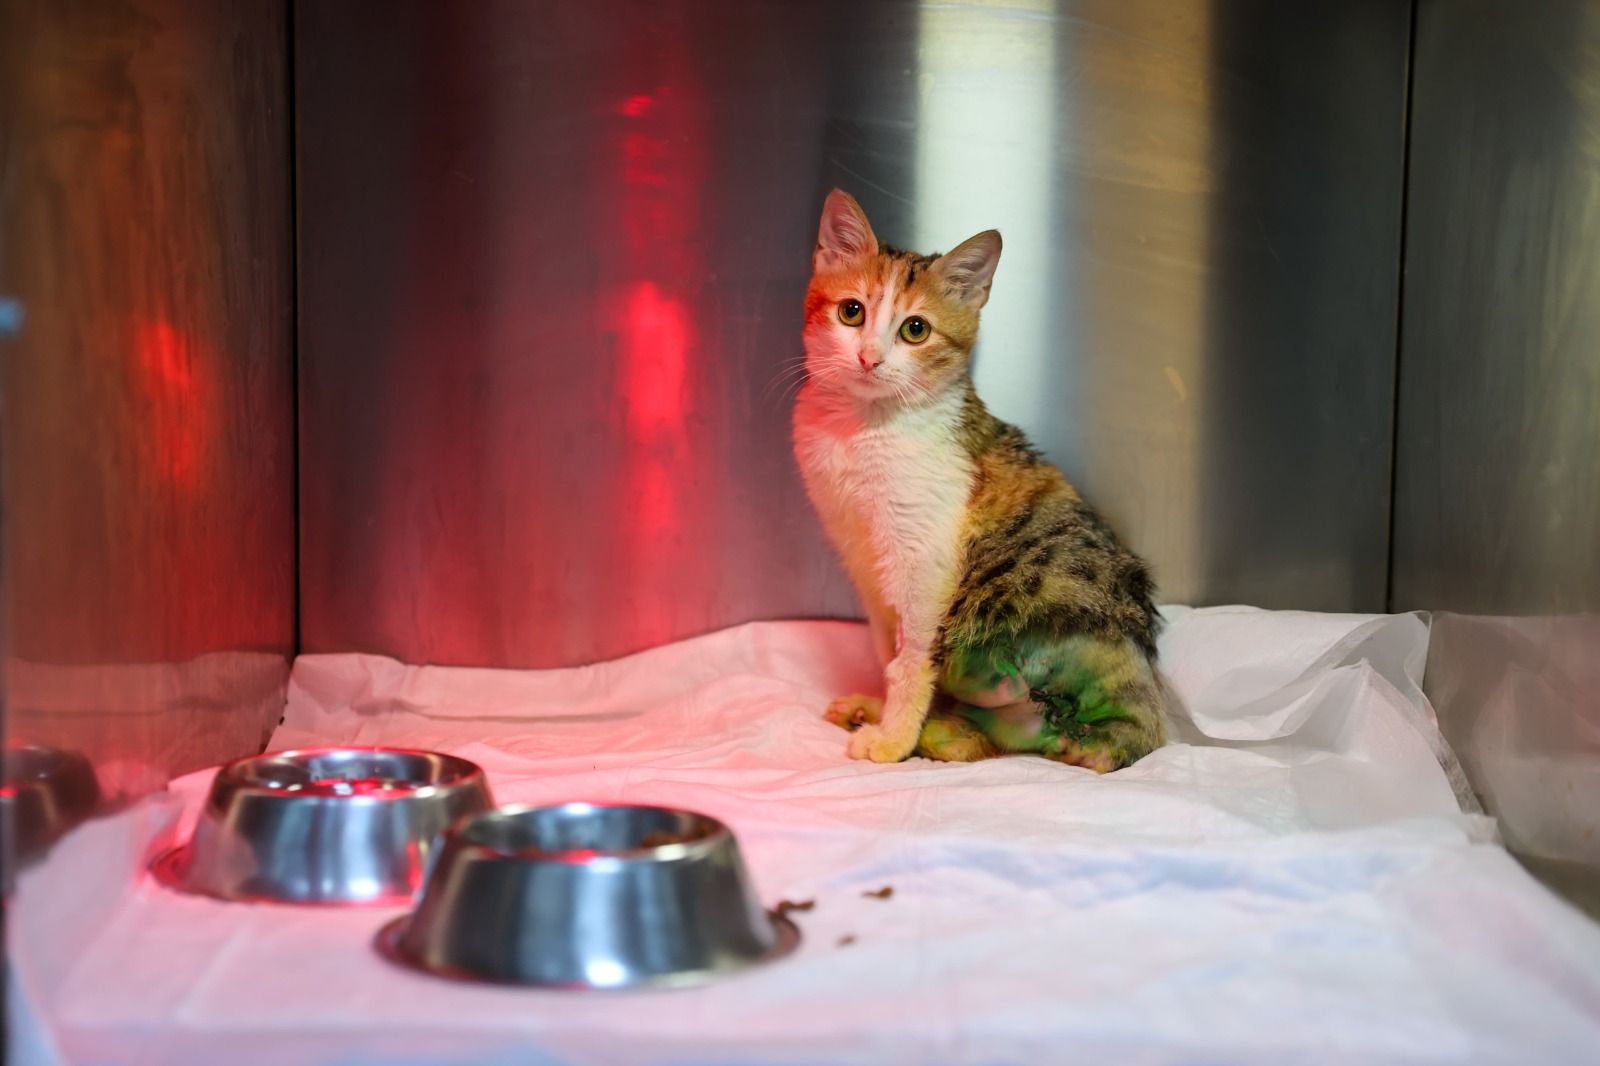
xmin=297 ymin=0 xmax=1411 ymax=669
xmin=152 ymin=748 xmax=493 ymax=906
xmin=1424 ymin=614 xmax=1600 ymax=915
xmin=1394 ymin=0 xmax=1600 ymax=614
xmin=913 ymin=0 xmax=1062 ymax=432
xmin=0 ymin=0 xmax=296 ymax=803
xmin=1397 ymin=0 xmax=1600 ymax=911
xmin=0 ymin=746 xmax=101 ymax=878
xmin=379 ymin=803 xmax=799 ymax=988
xmin=1196 ymin=3 xmax=1410 ymax=609
xmin=4 ymin=653 xmax=291 ymax=801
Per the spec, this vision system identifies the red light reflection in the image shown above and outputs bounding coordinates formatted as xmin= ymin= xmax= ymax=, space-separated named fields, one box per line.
xmin=132 ymin=318 xmax=211 ymax=488
xmin=618 ymin=94 xmax=655 ymax=118
xmin=611 ymin=62 xmax=707 ymax=631
xmin=620 ymin=281 xmax=689 ymax=437
xmin=308 ymin=777 xmax=407 ymax=796
xmin=615 ymin=277 xmax=692 ymax=553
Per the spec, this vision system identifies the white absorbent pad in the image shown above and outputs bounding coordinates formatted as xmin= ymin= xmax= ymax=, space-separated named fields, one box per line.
xmin=13 ymin=608 xmax=1600 ymax=1066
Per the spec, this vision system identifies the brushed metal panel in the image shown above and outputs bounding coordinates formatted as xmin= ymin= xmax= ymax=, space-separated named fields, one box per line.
xmin=0 ymin=0 xmax=295 ymax=796
xmin=297 ymin=0 xmax=1409 ymax=669
xmin=1394 ymin=0 xmax=1600 ymax=614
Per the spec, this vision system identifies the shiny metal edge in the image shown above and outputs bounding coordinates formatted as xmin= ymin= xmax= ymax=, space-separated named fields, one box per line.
xmin=148 ymin=845 xmax=419 ymax=908
xmin=1 ymin=744 xmax=103 ymax=867
xmin=217 ymin=746 xmax=486 ymax=796
xmin=450 ymin=801 xmax=731 ymax=862
xmin=372 ymin=912 xmax=802 ymax=990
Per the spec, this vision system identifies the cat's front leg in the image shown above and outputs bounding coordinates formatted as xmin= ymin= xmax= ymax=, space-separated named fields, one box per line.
xmin=846 ymin=535 xmax=961 ymax=762
xmin=847 ymin=643 xmax=938 ymax=762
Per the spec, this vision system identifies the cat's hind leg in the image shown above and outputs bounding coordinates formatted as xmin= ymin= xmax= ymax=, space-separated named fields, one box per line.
xmin=914 ymin=701 xmax=999 ymax=762
xmin=942 ymin=633 xmax=1167 ymax=772
xmin=1031 ymin=635 xmax=1167 ymax=772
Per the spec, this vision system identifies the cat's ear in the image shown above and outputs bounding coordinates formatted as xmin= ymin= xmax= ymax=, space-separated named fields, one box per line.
xmin=933 ymin=230 xmax=1002 ymax=310
xmin=814 ymin=189 xmax=879 ymax=271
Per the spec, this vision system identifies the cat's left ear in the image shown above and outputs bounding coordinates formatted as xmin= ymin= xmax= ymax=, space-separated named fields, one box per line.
xmin=933 ymin=230 xmax=1003 ymax=310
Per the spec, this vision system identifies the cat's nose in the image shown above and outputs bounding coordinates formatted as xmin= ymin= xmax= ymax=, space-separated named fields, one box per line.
xmin=858 ymin=346 xmax=884 ymax=371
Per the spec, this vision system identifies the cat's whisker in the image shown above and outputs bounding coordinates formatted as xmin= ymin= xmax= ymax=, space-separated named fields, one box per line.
xmin=779 ymin=366 xmax=810 ymax=384
xmin=762 ymin=356 xmax=821 ymax=401
xmin=762 ymin=368 xmax=810 ymax=403
xmin=761 ymin=374 xmax=811 ymax=405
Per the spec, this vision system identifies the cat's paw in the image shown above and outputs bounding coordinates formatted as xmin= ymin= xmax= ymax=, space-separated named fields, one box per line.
xmin=824 ymin=694 xmax=883 ymax=732
xmin=1046 ymin=744 xmax=1120 ymax=774
xmin=846 ymin=722 xmax=917 ymax=763
xmin=1043 ymin=712 xmax=1166 ymax=774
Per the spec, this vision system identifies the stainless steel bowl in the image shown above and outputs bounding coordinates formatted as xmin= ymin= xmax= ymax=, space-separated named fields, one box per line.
xmin=2 ymin=745 xmax=101 ymax=863
xmin=377 ymin=803 xmax=800 ymax=988
xmin=151 ymin=747 xmax=493 ymax=905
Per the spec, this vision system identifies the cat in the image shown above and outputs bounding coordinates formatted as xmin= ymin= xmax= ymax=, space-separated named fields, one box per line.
xmin=791 ymin=189 xmax=1168 ymax=771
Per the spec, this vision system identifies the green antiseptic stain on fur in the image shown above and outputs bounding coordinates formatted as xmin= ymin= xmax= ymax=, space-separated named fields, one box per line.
xmin=944 ymin=631 xmax=1144 ymax=750
xmin=1030 ymin=685 xmax=1132 ymax=734
xmin=945 ymin=644 xmax=1015 ymax=683
xmin=956 ymin=704 xmax=1044 ymax=752
xmin=941 ymin=643 xmax=1027 ymax=705
xmin=938 ymin=623 xmax=1163 ymax=768
xmin=1070 ymin=701 xmax=1134 ymax=725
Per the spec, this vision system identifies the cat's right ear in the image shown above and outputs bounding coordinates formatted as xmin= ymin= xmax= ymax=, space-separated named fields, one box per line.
xmin=814 ymin=189 xmax=879 ymax=272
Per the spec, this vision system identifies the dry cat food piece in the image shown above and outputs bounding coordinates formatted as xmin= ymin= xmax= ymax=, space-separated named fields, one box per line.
xmin=862 ymin=885 xmax=894 ymax=899
xmin=837 ymin=935 xmax=857 ymax=947
xmin=638 ymin=829 xmax=703 ymax=848
xmin=773 ymin=899 xmax=816 ymax=918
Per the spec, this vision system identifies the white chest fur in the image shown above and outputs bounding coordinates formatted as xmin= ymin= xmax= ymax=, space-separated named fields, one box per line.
xmin=794 ymin=388 xmax=974 ymax=646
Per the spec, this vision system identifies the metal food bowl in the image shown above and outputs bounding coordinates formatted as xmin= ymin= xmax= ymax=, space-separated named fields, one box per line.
xmin=2 ymin=744 xmax=102 ymax=862
xmin=377 ymin=803 xmax=800 ymax=989
xmin=151 ymin=747 xmax=493 ymax=905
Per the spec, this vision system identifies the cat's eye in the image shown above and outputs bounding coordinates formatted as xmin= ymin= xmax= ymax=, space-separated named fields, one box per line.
xmin=898 ymin=316 xmax=931 ymax=344
xmin=838 ymin=299 xmax=865 ymax=327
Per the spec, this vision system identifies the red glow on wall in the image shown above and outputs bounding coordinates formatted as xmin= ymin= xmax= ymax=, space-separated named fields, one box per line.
xmin=581 ymin=30 xmax=712 ymax=652
xmin=617 ymin=279 xmax=692 ymax=542
xmin=138 ymin=319 xmax=194 ymax=392
xmin=132 ymin=318 xmax=210 ymax=488
xmin=618 ymin=93 xmax=655 ymax=118
xmin=620 ymin=281 xmax=690 ymax=436
xmin=621 ymin=131 xmax=669 ymax=191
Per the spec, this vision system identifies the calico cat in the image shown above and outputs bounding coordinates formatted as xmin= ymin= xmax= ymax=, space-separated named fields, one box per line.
xmin=792 ymin=189 xmax=1167 ymax=771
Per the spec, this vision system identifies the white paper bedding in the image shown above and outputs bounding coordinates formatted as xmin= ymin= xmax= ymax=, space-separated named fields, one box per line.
xmin=12 ymin=607 xmax=1600 ymax=1065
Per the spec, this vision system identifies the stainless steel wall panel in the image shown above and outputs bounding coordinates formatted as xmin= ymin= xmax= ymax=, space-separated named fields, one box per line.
xmin=1197 ymin=4 xmax=1413 ymax=610
xmin=0 ymin=0 xmax=295 ymax=796
xmin=1394 ymin=0 xmax=1600 ymax=614
xmin=297 ymin=0 xmax=1411 ymax=669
